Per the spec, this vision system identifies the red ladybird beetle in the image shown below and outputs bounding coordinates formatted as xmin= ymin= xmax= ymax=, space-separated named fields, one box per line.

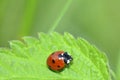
xmin=47 ymin=51 xmax=73 ymax=71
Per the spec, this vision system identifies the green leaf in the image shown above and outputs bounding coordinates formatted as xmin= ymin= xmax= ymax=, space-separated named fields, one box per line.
xmin=0 ymin=32 xmax=111 ymax=80
xmin=117 ymin=51 xmax=120 ymax=80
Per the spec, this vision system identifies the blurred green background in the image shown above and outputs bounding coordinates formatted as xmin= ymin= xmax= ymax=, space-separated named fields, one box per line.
xmin=0 ymin=0 xmax=120 ymax=77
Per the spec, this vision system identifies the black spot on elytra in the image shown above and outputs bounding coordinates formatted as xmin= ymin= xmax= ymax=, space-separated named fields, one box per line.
xmin=57 ymin=65 xmax=60 ymax=68
xmin=52 ymin=59 xmax=55 ymax=64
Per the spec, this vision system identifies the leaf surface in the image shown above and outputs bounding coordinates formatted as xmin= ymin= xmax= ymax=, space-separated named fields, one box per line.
xmin=0 ymin=32 xmax=111 ymax=80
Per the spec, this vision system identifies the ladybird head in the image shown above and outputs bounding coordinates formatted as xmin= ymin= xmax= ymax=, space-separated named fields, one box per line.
xmin=58 ymin=52 xmax=73 ymax=65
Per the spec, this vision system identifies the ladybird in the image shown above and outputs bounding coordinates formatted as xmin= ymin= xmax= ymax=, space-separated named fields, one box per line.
xmin=47 ymin=51 xmax=73 ymax=71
